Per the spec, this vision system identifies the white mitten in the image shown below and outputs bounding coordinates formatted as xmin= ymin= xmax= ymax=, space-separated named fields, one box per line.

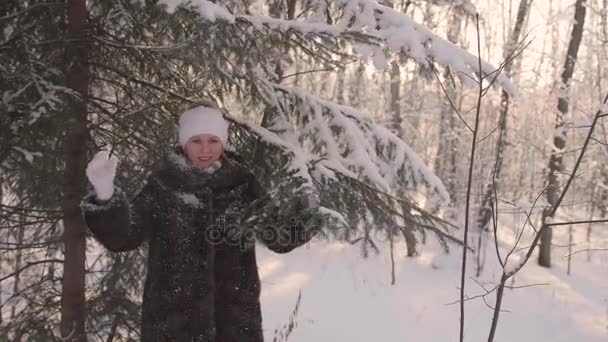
xmin=85 ymin=150 xmax=118 ymax=200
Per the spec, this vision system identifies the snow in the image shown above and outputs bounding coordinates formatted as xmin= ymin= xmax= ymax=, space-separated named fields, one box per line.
xmin=167 ymin=150 xmax=193 ymax=170
xmin=372 ymin=50 xmax=389 ymax=72
xmin=151 ymin=0 xmax=514 ymax=94
xmin=245 ymin=14 xmax=341 ymax=35
xmin=3 ymin=25 xmax=14 ymax=39
xmin=227 ymin=78 xmax=450 ymax=214
xmin=258 ymin=219 xmax=608 ymax=341
xmin=227 ymin=113 xmax=317 ymax=197
xmin=228 ymin=81 xmax=451 ymax=214
xmin=317 ymin=207 xmax=349 ymax=228
xmin=12 ymin=146 xmax=42 ymax=164
xmin=323 ymin=87 xmax=447 ymax=200
xmin=175 ymin=192 xmax=200 ymax=207
xmin=155 ymin=0 xmax=235 ymax=22
xmin=503 ymin=255 xmax=526 ymax=277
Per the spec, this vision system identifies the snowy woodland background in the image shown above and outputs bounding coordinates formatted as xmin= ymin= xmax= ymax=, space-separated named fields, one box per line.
xmin=1 ymin=0 xmax=607 ymax=341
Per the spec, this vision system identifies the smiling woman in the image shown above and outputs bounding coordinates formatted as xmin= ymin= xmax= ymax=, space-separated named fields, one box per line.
xmin=184 ymin=134 xmax=224 ymax=169
xmin=80 ymin=103 xmax=322 ymax=342
xmin=178 ymin=105 xmax=229 ymax=170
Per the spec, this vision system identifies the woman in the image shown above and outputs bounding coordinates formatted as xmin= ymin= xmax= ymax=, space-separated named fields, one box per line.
xmin=81 ymin=105 xmax=320 ymax=342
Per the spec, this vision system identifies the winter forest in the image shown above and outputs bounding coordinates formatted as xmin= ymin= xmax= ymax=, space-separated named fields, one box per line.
xmin=1 ymin=0 xmax=607 ymax=341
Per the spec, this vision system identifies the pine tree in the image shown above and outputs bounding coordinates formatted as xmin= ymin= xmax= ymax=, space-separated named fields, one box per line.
xmin=1 ymin=0 xmax=513 ymax=339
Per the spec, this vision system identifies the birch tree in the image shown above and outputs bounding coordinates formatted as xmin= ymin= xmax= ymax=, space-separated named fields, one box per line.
xmin=539 ymin=0 xmax=587 ymax=267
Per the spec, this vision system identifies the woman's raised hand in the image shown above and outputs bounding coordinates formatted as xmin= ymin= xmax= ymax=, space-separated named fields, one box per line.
xmin=86 ymin=149 xmax=118 ymax=200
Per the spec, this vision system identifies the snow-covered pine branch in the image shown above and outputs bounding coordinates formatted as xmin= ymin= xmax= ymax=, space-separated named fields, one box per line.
xmin=274 ymin=81 xmax=449 ymax=202
xmin=154 ymin=0 xmax=514 ymax=93
xmin=227 ymin=76 xmax=457 ymax=252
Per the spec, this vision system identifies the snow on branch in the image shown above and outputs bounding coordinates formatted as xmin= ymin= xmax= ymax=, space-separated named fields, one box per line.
xmin=227 ymin=112 xmax=317 ymax=194
xmin=154 ymin=0 xmax=514 ymax=94
xmin=273 ymin=82 xmax=450 ymax=203
xmin=227 ymin=74 xmax=450 ymax=206
xmin=304 ymin=0 xmax=513 ymax=92
xmin=2 ymin=58 xmax=71 ymax=133
xmin=229 ymin=97 xmax=457 ymax=246
xmin=153 ymin=0 xmax=235 ymax=21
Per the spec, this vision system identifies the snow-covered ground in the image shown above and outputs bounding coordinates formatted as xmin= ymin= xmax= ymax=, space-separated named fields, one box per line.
xmin=258 ymin=219 xmax=608 ymax=341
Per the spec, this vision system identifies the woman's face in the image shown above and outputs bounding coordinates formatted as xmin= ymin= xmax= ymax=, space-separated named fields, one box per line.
xmin=184 ymin=134 xmax=224 ymax=169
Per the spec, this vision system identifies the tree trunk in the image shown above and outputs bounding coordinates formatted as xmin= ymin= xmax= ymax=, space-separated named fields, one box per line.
xmin=586 ymin=183 xmax=595 ymax=261
xmin=389 ymin=232 xmax=396 ymax=285
xmin=0 ymin=177 xmax=2 ymax=324
xmin=347 ymin=63 xmax=364 ymax=107
xmin=475 ymin=0 xmax=531 ymax=278
xmin=600 ymin=168 xmax=608 ymax=218
xmin=478 ymin=0 xmax=530 ymax=232
xmin=390 ymin=58 xmax=416 ymax=256
xmin=539 ymin=0 xmax=587 ymax=267
xmin=389 ymin=55 xmax=404 ymax=269
xmin=382 ymin=1 xmax=416 ymax=258
xmin=434 ymin=13 xmax=462 ymax=205
xmin=60 ymin=0 xmax=90 ymax=340
xmin=389 ymin=60 xmax=401 ymax=136
xmin=335 ymin=70 xmax=345 ymax=104
xmin=10 ymin=222 xmax=25 ymax=320
xmin=567 ymin=224 xmax=573 ymax=274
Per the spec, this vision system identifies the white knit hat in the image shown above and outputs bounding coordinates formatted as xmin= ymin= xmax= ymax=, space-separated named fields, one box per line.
xmin=178 ymin=106 xmax=229 ymax=147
